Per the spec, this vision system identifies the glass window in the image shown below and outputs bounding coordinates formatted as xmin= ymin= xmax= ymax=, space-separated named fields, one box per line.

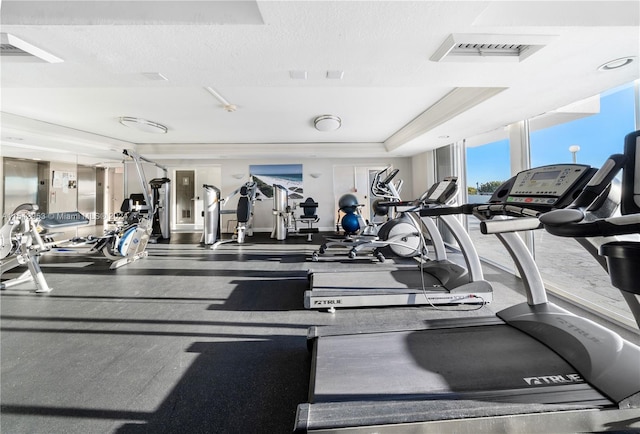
xmin=529 ymin=82 xmax=637 ymax=327
xmin=465 ymin=138 xmax=514 ymax=270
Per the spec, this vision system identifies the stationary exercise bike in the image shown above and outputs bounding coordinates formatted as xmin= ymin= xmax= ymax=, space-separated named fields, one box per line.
xmin=41 ymin=195 xmax=153 ymax=270
xmin=42 ymin=150 xmax=156 ymax=269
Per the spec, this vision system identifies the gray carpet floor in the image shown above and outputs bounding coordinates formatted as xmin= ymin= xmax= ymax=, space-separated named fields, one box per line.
xmin=1 ymin=231 xmax=635 ymax=433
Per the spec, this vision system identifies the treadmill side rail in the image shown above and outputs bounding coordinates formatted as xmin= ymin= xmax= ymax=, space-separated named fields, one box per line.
xmin=294 ymin=403 xmax=640 ymax=433
xmin=498 ymin=302 xmax=640 ymax=405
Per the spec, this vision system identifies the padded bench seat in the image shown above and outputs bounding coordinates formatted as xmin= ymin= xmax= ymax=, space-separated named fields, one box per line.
xmin=40 ymin=211 xmax=90 ymax=229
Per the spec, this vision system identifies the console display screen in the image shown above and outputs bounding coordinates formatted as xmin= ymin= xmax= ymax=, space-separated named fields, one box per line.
xmin=531 ymin=170 xmax=560 ymax=181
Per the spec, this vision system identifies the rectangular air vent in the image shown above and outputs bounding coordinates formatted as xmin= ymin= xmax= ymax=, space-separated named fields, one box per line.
xmin=1 ymin=43 xmax=31 ymax=56
xmin=0 ymin=33 xmax=63 ymax=63
xmin=452 ymin=43 xmax=527 ymax=57
xmin=431 ymin=34 xmax=556 ymax=63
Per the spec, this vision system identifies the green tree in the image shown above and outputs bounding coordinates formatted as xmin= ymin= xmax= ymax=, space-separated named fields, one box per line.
xmin=478 ymin=180 xmax=504 ymax=194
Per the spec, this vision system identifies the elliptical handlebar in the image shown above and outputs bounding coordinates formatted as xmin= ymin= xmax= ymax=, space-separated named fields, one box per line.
xmin=380 ymin=168 xmax=399 ymax=186
xmin=371 ymin=167 xmax=402 ymax=200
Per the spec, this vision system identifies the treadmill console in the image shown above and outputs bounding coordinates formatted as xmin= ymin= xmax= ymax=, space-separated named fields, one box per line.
xmin=504 ymin=164 xmax=593 ymax=209
xmin=418 ymin=177 xmax=458 ymax=205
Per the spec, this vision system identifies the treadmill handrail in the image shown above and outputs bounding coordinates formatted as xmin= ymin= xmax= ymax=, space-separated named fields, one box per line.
xmin=481 ymin=217 xmax=542 ymax=234
xmin=540 ymin=154 xmax=629 ymax=232
xmin=543 ymin=214 xmax=640 ymax=238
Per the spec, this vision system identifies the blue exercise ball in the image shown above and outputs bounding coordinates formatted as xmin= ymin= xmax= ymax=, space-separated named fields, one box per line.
xmin=338 ymin=193 xmax=359 ymax=213
xmin=341 ymin=212 xmax=360 ymax=234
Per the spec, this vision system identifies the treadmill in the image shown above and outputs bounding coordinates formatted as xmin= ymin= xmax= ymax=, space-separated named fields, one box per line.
xmin=305 ymin=177 xmax=493 ymax=311
xmin=295 ymin=134 xmax=640 ymax=433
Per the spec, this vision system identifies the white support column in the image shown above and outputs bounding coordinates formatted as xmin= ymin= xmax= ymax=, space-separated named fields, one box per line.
xmin=452 ymin=139 xmax=468 ymax=205
xmin=509 ymin=120 xmax=531 ymax=176
xmin=508 ymin=120 xmax=534 ymax=257
xmin=0 ymin=158 xmax=4 ymax=224
xmin=635 ymin=79 xmax=640 ymax=130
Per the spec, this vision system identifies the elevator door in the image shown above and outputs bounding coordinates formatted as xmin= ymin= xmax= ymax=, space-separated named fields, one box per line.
xmin=77 ymin=165 xmax=96 ymax=225
xmin=176 ymin=170 xmax=195 ymax=224
xmin=95 ymin=168 xmax=105 ymax=225
xmin=3 ymin=158 xmax=38 ymax=219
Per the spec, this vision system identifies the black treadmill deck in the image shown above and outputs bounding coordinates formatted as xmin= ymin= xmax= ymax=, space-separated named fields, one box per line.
xmin=311 ymin=324 xmax=610 ymax=407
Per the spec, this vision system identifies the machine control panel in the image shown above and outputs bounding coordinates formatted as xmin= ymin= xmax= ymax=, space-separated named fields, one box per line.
xmin=507 ymin=164 xmax=591 ymax=206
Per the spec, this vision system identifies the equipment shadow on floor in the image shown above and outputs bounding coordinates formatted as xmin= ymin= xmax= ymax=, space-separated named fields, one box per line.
xmin=114 ymin=337 xmax=311 ymax=434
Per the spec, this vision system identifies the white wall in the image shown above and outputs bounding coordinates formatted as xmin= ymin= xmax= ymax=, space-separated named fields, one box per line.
xmin=149 ymin=157 xmax=414 ymax=233
xmin=411 ymin=150 xmax=437 ymax=197
xmin=124 ymin=161 xmax=165 ymax=201
xmin=48 ymin=161 xmax=78 ymax=213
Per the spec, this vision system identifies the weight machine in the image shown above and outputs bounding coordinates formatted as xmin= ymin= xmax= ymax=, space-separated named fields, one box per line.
xmin=271 ymin=184 xmax=320 ymax=242
xmin=201 ymin=181 xmax=260 ymax=247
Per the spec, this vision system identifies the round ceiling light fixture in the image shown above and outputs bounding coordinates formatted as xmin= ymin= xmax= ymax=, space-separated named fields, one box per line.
xmin=314 ymin=114 xmax=342 ymax=132
xmin=119 ymin=116 xmax=168 ymax=134
xmin=597 ymin=56 xmax=636 ymax=71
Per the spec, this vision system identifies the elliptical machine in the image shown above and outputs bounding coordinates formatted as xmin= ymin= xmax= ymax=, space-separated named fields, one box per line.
xmin=313 ymin=168 xmax=426 ymax=262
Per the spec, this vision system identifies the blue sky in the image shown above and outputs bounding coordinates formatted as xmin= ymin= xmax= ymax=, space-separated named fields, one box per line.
xmin=466 ymin=83 xmax=636 ymax=188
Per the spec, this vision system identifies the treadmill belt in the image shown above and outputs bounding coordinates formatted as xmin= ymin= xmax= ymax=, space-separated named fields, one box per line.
xmin=311 ymin=268 xmax=441 ymax=291
xmin=312 ymin=324 xmax=609 ymax=405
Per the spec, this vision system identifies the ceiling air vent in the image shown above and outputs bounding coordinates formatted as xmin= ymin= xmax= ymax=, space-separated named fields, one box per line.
xmin=0 ymin=33 xmax=63 ymax=63
xmin=453 ymin=43 xmax=526 ymax=57
xmin=431 ymin=34 xmax=555 ymax=63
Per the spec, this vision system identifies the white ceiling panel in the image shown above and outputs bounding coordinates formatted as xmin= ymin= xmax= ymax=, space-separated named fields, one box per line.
xmin=1 ymin=1 xmax=638 ymax=163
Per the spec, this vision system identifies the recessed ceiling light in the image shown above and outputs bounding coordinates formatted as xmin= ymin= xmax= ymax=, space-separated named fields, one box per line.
xmin=326 ymin=70 xmax=344 ymax=79
xmin=119 ymin=117 xmax=168 ymax=134
xmin=438 ymin=135 xmax=450 ymax=139
xmin=314 ymin=115 xmax=342 ymax=132
xmin=597 ymin=56 xmax=636 ymax=71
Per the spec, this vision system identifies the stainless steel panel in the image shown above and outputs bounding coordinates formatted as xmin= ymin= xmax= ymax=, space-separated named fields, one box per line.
xmin=3 ymin=158 xmax=38 ymax=216
xmin=37 ymin=161 xmax=50 ymax=214
xmin=96 ymin=168 xmax=105 ymax=224
xmin=77 ymin=165 xmax=96 ymax=223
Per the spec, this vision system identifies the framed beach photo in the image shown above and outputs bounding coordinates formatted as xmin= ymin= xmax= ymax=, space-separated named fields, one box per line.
xmin=249 ymin=164 xmax=303 ymax=199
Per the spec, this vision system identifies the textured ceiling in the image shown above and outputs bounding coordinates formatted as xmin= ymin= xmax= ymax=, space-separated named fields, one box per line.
xmin=1 ymin=1 xmax=638 ymax=164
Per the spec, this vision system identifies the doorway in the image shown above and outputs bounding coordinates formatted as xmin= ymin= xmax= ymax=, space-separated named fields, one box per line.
xmin=171 ymin=166 xmax=222 ymax=232
xmin=175 ymin=170 xmax=195 ymax=225
xmin=332 ymin=165 xmax=388 ymax=230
